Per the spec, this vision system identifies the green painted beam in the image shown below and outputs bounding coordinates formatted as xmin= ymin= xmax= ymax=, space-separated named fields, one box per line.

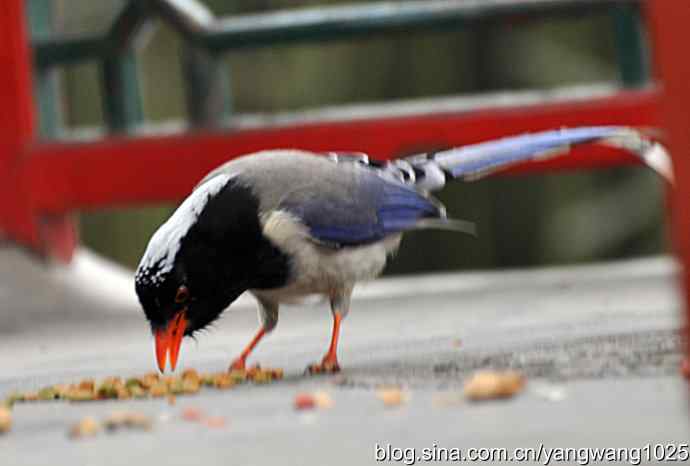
xmin=33 ymin=35 xmax=107 ymax=69
xmin=33 ymin=0 xmax=642 ymax=65
xmin=101 ymin=53 xmax=144 ymax=132
xmin=28 ymin=0 xmax=646 ymax=135
xmin=182 ymin=46 xmax=232 ymax=127
xmin=109 ymin=1 xmax=152 ymax=51
xmin=200 ymin=0 xmax=637 ymax=51
xmin=611 ymin=4 xmax=648 ymax=87
xmin=100 ymin=1 xmax=148 ymax=133
xmin=27 ymin=0 xmax=62 ymax=137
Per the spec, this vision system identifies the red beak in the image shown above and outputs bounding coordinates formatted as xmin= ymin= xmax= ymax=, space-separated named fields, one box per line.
xmin=155 ymin=311 xmax=188 ymax=373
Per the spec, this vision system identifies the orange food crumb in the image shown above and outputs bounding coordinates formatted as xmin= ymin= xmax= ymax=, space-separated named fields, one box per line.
xmin=69 ymin=417 xmax=100 ymax=439
xmin=181 ymin=407 xmax=204 ymax=422
xmin=376 ymin=388 xmax=407 ymax=407
xmin=294 ymin=393 xmax=316 ymax=410
xmin=463 ymin=370 xmax=526 ymax=401
xmin=203 ymin=416 xmax=227 ymax=429
xmin=0 ymin=407 xmax=12 ymax=434
xmin=312 ymin=391 xmax=334 ymax=409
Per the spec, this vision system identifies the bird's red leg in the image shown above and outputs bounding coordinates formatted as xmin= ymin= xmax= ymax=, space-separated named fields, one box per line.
xmin=307 ymin=312 xmax=342 ymax=374
xmin=229 ymin=326 xmax=266 ymax=371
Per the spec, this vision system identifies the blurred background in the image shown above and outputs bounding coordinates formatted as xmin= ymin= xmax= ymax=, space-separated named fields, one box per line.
xmin=38 ymin=0 xmax=666 ymax=274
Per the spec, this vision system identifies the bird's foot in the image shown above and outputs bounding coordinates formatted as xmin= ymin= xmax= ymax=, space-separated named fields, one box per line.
xmin=229 ymin=358 xmax=248 ymax=372
xmin=306 ymin=356 xmax=341 ymax=375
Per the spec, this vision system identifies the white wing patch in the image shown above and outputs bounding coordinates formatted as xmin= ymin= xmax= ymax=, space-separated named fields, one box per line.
xmin=136 ymin=174 xmax=231 ymax=284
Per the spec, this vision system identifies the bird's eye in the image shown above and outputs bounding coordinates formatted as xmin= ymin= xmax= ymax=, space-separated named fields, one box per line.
xmin=175 ymin=285 xmax=190 ymax=304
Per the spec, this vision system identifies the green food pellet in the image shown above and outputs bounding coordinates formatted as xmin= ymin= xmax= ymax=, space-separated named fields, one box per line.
xmin=129 ymin=386 xmax=147 ymax=398
xmin=169 ymin=380 xmax=185 ymax=395
xmin=38 ymin=387 xmax=59 ymax=400
xmin=97 ymin=384 xmax=118 ymax=399
xmin=3 ymin=393 xmax=24 ymax=408
xmin=228 ymin=370 xmax=247 ymax=383
xmin=66 ymin=390 xmax=95 ymax=402
xmin=125 ymin=378 xmax=142 ymax=389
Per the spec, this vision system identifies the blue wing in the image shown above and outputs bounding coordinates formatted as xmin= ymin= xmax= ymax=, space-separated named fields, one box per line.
xmin=273 ymin=126 xmax=669 ymax=248
xmin=282 ymin=171 xmax=443 ymax=247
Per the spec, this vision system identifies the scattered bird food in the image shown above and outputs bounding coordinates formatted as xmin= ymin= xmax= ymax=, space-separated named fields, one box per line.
xmin=0 ymin=407 xmax=12 ymax=434
xmin=293 ymin=391 xmax=334 ymax=411
xmin=312 ymin=391 xmax=334 ymax=409
xmin=181 ymin=407 xmax=205 ymax=422
xmin=103 ymin=411 xmax=153 ymax=432
xmin=69 ymin=411 xmax=152 ymax=439
xmin=180 ymin=407 xmax=227 ymax=429
xmin=69 ymin=417 xmax=100 ymax=439
xmin=463 ymin=370 xmax=526 ymax=401
xmin=202 ymin=416 xmax=227 ymax=429
xmin=294 ymin=393 xmax=317 ymax=410
xmin=2 ymin=366 xmax=284 ymax=408
xmin=376 ymin=387 xmax=408 ymax=407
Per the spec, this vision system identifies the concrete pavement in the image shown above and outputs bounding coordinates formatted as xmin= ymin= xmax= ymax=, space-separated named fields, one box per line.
xmin=0 ymin=248 xmax=687 ymax=465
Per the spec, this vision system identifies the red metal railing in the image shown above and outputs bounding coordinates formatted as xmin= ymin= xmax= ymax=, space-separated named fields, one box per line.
xmin=25 ymin=88 xmax=658 ymax=213
xmin=0 ymin=0 xmax=661 ymax=261
xmin=0 ymin=4 xmax=660 ymax=259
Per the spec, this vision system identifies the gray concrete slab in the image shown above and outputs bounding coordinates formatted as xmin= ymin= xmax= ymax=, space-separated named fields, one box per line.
xmin=0 ymin=249 xmax=688 ymax=465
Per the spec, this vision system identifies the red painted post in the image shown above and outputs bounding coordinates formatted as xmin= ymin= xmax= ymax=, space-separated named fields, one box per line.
xmin=0 ymin=0 xmax=75 ymax=261
xmin=646 ymin=1 xmax=690 ymax=376
xmin=0 ymin=0 xmax=37 ymax=244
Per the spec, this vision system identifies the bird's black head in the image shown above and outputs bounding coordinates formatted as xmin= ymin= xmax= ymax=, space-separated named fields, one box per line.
xmin=135 ymin=174 xmax=289 ymax=372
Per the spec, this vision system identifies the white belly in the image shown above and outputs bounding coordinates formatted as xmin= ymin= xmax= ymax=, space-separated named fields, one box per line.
xmin=251 ymin=210 xmax=401 ymax=304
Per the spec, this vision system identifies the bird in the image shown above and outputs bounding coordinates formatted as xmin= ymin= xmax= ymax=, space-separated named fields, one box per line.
xmin=134 ymin=126 xmax=672 ymax=374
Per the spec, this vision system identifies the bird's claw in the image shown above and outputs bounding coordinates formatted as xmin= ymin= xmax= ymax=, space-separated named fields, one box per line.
xmin=229 ymin=358 xmax=247 ymax=372
xmin=306 ymin=359 xmax=341 ymax=375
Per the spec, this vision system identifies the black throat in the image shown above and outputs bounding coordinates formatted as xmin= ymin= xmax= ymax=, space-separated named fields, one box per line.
xmin=178 ymin=177 xmax=291 ymax=312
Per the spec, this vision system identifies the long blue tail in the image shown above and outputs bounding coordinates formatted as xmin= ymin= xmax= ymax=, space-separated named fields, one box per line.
xmin=388 ymin=126 xmax=672 ymax=191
